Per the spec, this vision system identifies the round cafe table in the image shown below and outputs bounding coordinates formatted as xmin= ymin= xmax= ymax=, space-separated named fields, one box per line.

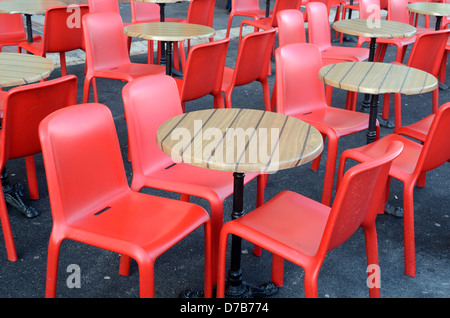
xmin=333 ymin=19 xmax=416 ymax=64
xmin=332 ymin=19 xmax=416 ymax=122
xmin=0 ymin=52 xmax=55 ymax=88
xmin=124 ymin=22 xmax=215 ymax=76
xmin=319 ymin=62 xmax=437 ymax=144
xmin=157 ymin=108 xmax=323 ymax=297
xmin=132 ymin=0 xmax=190 ymax=66
xmin=0 ymin=0 xmax=65 ymax=43
xmin=407 ymin=2 xmax=450 ymax=30
xmin=0 ymin=52 xmax=55 ymax=218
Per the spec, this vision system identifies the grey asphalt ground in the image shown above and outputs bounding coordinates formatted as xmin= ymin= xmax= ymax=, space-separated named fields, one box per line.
xmin=0 ymin=0 xmax=448 ymax=307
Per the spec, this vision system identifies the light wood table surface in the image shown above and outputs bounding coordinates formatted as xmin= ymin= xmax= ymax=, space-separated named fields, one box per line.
xmin=157 ymin=108 xmax=323 ymax=297
xmin=332 ymin=19 xmax=417 ymax=115
xmin=0 ymin=0 xmax=65 ymax=43
xmin=319 ymin=62 xmax=437 ymax=143
xmin=333 ymin=19 xmax=416 ymax=61
xmin=124 ymin=22 xmax=215 ymax=75
xmin=407 ymin=2 xmax=450 ymax=30
xmin=0 ymin=52 xmax=55 ymax=88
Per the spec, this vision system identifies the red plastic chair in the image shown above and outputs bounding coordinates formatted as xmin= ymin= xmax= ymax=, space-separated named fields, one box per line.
xmin=238 ymin=0 xmax=303 ymax=40
xmin=174 ymin=38 xmax=229 ymax=112
xmin=307 ymin=2 xmax=369 ymax=63
xmin=0 ymin=75 xmax=77 ymax=262
xmin=18 ymin=5 xmax=89 ymax=77
xmin=275 ymin=43 xmax=379 ymax=206
xmin=306 ymin=2 xmax=369 ymax=108
xmin=337 ymin=102 xmax=450 ymax=277
xmin=121 ymin=74 xmax=265 ymax=285
xmin=307 ymin=0 xmax=347 ymax=39
xmin=277 ymin=9 xmax=306 ymax=47
xmin=130 ymin=0 xmax=184 ymax=64
xmin=175 ymin=0 xmax=217 ymax=72
xmin=82 ymin=12 xmax=165 ymax=103
xmin=270 ymin=9 xmax=307 ymax=111
xmin=225 ymin=0 xmax=273 ymax=38
xmin=88 ymin=0 xmax=135 ymax=52
xmin=39 ymin=103 xmax=212 ymax=298
xmin=380 ymin=29 xmax=450 ymax=130
xmin=221 ymin=29 xmax=276 ymax=110
xmin=0 ymin=13 xmax=41 ymax=51
xmin=217 ymin=140 xmax=403 ymax=298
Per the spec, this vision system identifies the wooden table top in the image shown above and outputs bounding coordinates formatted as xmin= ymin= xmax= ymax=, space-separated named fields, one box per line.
xmin=319 ymin=62 xmax=438 ymax=95
xmin=0 ymin=0 xmax=65 ymax=15
xmin=157 ymin=108 xmax=323 ymax=173
xmin=333 ymin=19 xmax=417 ymax=39
xmin=407 ymin=2 xmax=450 ymax=17
xmin=124 ymin=22 xmax=215 ymax=42
xmin=0 ymin=53 xmax=55 ymax=88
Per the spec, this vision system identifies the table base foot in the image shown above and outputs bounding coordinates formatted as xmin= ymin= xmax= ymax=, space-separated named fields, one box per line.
xmin=377 ymin=114 xmax=395 ymax=128
xmin=179 ymin=281 xmax=278 ymax=299
xmin=3 ymin=183 xmax=39 ymax=218
xmin=439 ymin=81 xmax=448 ymax=91
xmin=224 ymin=281 xmax=278 ymax=298
xmin=179 ymin=288 xmax=207 ymax=298
xmin=385 ymin=203 xmax=403 ymax=218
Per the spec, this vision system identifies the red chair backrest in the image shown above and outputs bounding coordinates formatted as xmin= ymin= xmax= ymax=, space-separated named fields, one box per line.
xmin=275 ymin=43 xmax=327 ymax=116
xmin=406 ymin=29 xmax=450 ymax=76
xmin=232 ymin=29 xmax=276 ymax=86
xmin=39 ymin=103 xmax=129 ymax=224
xmin=0 ymin=13 xmax=26 ymax=40
xmin=130 ymin=0 xmax=159 ymax=23
xmin=359 ymin=0 xmax=382 ymax=19
xmin=306 ymin=2 xmax=333 ymax=51
xmin=180 ymin=38 xmax=230 ymax=102
xmin=1 ymin=75 xmax=77 ymax=164
xmin=416 ymin=102 xmax=450 ymax=173
xmin=122 ymin=75 xmax=182 ymax=174
xmin=277 ymin=9 xmax=306 ymax=47
xmin=387 ymin=0 xmax=410 ymax=23
xmin=230 ymin=0 xmax=261 ymax=12
xmin=270 ymin=0 xmax=303 ymax=27
xmin=43 ymin=5 xmax=89 ymax=53
xmin=186 ymin=0 xmax=216 ymax=26
xmin=323 ymin=141 xmax=404 ymax=252
xmin=82 ymin=12 xmax=130 ymax=70
xmin=87 ymin=0 xmax=120 ymax=13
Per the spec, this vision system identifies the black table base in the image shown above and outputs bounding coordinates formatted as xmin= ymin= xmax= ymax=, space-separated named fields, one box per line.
xmin=180 ymin=172 xmax=279 ymax=299
xmin=1 ymin=170 xmax=39 ymax=218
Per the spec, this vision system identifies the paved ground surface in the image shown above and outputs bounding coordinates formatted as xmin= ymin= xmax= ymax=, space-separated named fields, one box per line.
xmin=0 ymin=1 xmax=449 ymax=303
